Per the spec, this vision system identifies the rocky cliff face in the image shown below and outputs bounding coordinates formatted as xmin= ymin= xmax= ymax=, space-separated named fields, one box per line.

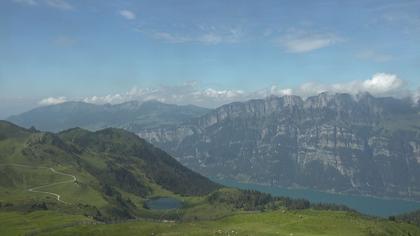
xmin=138 ymin=93 xmax=420 ymax=201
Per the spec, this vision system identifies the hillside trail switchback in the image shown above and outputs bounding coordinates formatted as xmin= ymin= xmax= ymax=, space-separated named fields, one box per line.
xmin=0 ymin=163 xmax=77 ymax=204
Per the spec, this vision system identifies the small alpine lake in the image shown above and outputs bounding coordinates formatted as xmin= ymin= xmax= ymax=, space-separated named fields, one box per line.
xmin=145 ymin=197 xmax=183 ymax=210
xmin=211 ymin=178 xmax=420 ymax=217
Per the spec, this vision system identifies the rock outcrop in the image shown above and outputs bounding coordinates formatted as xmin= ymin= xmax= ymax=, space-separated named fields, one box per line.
xmin=138 ymin=93 xmax=420 ymax=201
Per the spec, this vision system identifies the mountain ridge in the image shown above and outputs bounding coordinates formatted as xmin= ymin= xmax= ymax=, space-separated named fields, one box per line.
xmin=5 ymin=93 xmax=420 ymax=201
xmin=7 ymin=100 xmax=210 ymax=132
xmin=137 ymin=92 xmax=420 ymax=201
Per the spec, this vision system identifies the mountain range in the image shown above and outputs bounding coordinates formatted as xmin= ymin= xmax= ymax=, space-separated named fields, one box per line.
xmin=7 ymin=93 xmax=420 ymax=201
xmin=7 ymin=100 xmax=209 ymax=132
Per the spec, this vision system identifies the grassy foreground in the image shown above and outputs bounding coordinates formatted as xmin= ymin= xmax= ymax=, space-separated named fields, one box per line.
xmin=1 ymin=209 xmax=419 ymax=236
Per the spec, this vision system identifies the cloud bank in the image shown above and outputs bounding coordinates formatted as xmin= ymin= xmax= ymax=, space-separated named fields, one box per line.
xmin=275 ymin=73 xmax=406 ymax=98
xmin=82 ymin=83 xmax=246 ymax=108
xmin=38 ymin=73 xmax=417 ymax=108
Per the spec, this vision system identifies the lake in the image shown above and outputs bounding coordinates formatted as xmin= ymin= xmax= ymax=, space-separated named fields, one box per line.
xmin=212 ymin=178 xmax=420 ymax=217
xmin=145 ymin=197 xmax=183 ymax=210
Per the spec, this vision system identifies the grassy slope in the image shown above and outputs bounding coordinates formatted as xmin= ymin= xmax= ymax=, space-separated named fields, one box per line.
xmin=0 ymin=121 xmax=219 ymax=218
xmin=395 ymin=209 xmax=420 ymax=227
xmin=57 ymin=127 xmax=220 ymax=196
xmin=1 ymin=210 xmax=419 ymax=236
xmin=0 ymin=211 xmax=92 ymax=236
xmin=0 ymin=123 xmax=110 ymax=209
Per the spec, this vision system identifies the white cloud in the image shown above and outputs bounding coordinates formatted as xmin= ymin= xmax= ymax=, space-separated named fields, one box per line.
xmin=362 ymin=73 xmax=403 ymax=94
xmin=368 ymin=4 xmax=420 ymax=35
xmin=13 ymin=0 xmax=38 ymax=6
xmin=44 ymin=0 xmax=73 ymax=10
xmin=196 ymin=88 xmax=245 ymax=99
xmin=150 ymin=30 xmax=241 ymax=45
xmin=152 ymin=32 xmax=190 ymax=44
xmin=83 ymin=94 xmax=125 ymax=104
xmin=252 ymin=73 xmax=407 ymax=100
xmin=356 ymin=50 xmax=393 ymax=62
xmin=119 ymin=10 xmax=136 ymax=20
xmin=267 ymin=86 xmax=294 ymax=96
xmin=13 ymin=0 xmax=73 ymax=10
xmin=198 ymin=33 xmax=223 ymax=45
xmin=38 ymin=97 xmax=67 ymax=106
xmin=277 ymin=31 xmax=341 ymax=53
xmin=285 ymin=73 xmax=405 ymax=97
xmin=139 ymin=25 xmax=243 ymax=45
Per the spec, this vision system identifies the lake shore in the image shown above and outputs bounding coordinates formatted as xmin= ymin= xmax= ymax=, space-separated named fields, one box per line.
xmin=211 ymin=177 xmax=420 ymax=217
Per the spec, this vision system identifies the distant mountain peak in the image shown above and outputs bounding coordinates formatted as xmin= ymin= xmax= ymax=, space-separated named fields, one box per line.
xmin=7 ymin=100 xmax=210 ymax=132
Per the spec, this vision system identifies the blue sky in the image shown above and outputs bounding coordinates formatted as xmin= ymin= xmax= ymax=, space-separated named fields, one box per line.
xmin=1 ymin=0 xmax=420 ymax=117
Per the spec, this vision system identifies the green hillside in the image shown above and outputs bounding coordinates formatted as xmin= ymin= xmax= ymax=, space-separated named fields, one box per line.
xmin=0 ymin=120 xmax=219 ymax=220
xmin=394 ymin=209 xmax=420 ymax=227
xmin=0 ymin=120 xmax=419 ymax=235
xmin=1 ymin=208 xmax=419 ymax=236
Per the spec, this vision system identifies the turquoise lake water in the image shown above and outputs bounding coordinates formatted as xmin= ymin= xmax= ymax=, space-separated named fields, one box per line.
xmin=212 ymin=178 xmax=420 ymax=217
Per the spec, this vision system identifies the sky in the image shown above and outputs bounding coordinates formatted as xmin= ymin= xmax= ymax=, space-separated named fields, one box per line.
xmin=1 ymin=0 xmax=420 ymax=118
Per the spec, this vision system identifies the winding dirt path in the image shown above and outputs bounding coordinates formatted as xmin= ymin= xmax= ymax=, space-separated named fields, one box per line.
xmin=0 ymin=164 xmax=77 ymax=204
